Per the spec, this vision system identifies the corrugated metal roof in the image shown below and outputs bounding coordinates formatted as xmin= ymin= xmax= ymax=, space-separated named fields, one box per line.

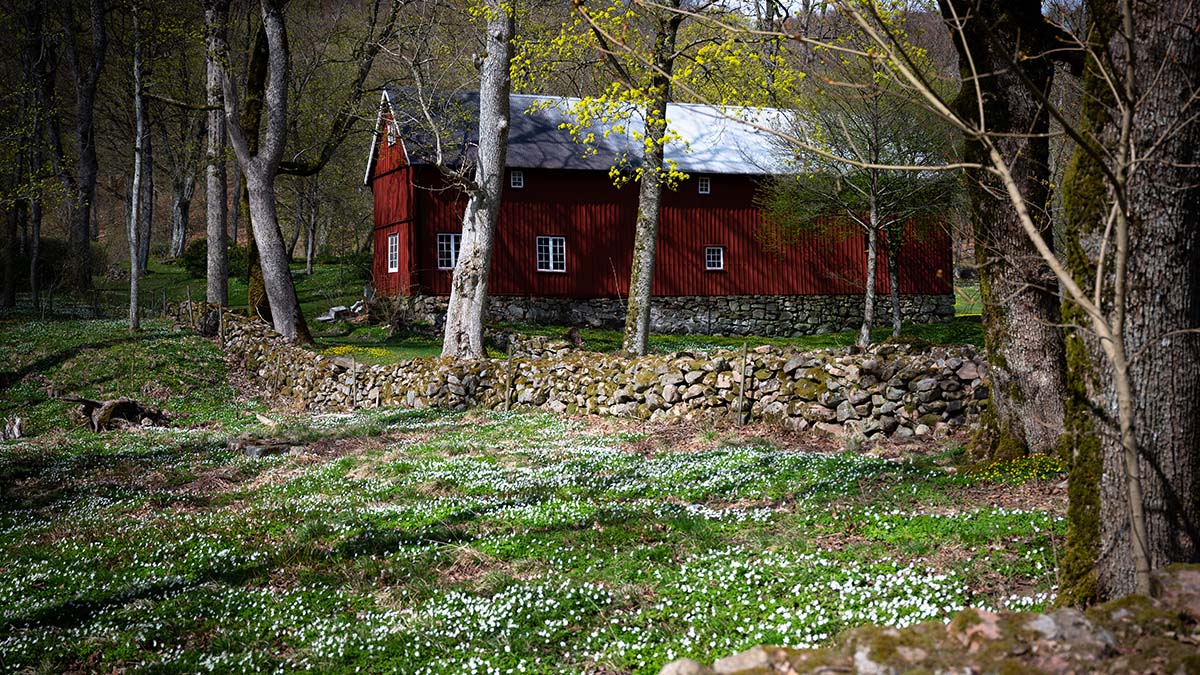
xmin=379 ymin=87 xmax=794 ymax=176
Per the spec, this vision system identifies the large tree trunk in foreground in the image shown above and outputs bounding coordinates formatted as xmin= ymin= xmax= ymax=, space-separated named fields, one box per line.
xmin=205 ymin=0 xmax=228 ymax=306
xmin=1059 ymin=0 xmax=1200 ymax=603
xmin=622 ymin=1 xmax=683 ymax=357
xmin=940 ymin=0 xmax=1066 ymax=458
xmin=441 ymin=0 xmax=513 ymax=359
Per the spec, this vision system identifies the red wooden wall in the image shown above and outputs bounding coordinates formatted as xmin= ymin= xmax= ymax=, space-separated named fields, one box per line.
xmin=370 ymin=114 xmax=416 ymax=297
xmin=370 ymin=151 xmax=952 ymax=299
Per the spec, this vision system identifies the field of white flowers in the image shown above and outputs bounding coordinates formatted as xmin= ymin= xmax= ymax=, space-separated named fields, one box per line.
xmin=0 ymin=320 xmax=1062 ymax=675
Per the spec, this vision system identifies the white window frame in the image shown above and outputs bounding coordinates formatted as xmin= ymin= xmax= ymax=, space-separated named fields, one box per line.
xmin=387 ymin=233 xmax=399 ymax=273
xmin=510 ymin=169 xmax=525 ymax=189
xmin=386 ymin=121 xmax=396 ymax=147
xmin=705 ymin=245 xmax=724 ymax=271
xmin=536 ymin=235 xmax=566 ymax=273
xmin=437 ymin=232 xmax=462 ymax=270
xmin=698 ymin=176 xmax=711 ymax=195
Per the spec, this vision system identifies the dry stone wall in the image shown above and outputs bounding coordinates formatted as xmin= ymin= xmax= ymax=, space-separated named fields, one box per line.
xmin=402 ymin=293 xmax=955 ymax=336
xmin=191 ymin=306 xmax=988 ymax=439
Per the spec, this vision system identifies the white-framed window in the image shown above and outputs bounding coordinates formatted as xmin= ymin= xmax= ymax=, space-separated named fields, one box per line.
xmin=705 ymin=245 xmax=724 ymax=271
xmin=387 ymin=233 xmax=400 ymax=273
xmin=698 ymin=176 xmax=711 ymax=195
xmin=510 ymin=169 xmax=525 ymax=189
xmin=386 ymin=121 xmax=396 ymax=147
xmin=437 ymin=232 xmax=462 ymax=270
xmin=536 ymin=235 xmax=566 ymax=272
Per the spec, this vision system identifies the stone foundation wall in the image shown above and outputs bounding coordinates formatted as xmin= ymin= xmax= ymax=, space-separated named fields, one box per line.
xmin=398 ymin=293 xmax=955 ymax=337
xmin=187 ymin=305 xmax=987 ymax=440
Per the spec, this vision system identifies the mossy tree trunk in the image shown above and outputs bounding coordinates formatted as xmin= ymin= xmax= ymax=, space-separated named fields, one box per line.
xmin=940 ymin=0 xmax=1067 ymax=458
xmin=622 ymin=1 xmax=683 ymax=357
xmin=1060 ymin=0 xmax=1200 ymax=602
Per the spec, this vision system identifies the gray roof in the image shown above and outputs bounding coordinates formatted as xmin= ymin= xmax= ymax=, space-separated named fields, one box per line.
xmin=374 ymin=88 xmax=793 ymax=177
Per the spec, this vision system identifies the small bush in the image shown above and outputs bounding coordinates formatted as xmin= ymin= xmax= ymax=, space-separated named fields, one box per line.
xmin=182 ymin=239 xmax=249 ymax=280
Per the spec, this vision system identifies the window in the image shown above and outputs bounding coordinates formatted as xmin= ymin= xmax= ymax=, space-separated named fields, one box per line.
xmin=387 ymin=233 xmax=399 ymax=273
xmin=705 ymin=246 xmax=724 ymax=271
xmin=437 ymin=233 xmax=462 ymax=270
xmin=510 ymin=169 xmax=525 ymax=189
xmin=386 ymin=121 xmax=396 ymax=147
xmin=698 ymin=176 xmax=711 ymax=195
xmin=536 ymin=236 xmax=566 ymax=272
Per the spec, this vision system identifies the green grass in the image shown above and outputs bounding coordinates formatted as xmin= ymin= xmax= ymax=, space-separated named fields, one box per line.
xmin=0 ymin=319 xmax=1058 ymax=675
xmin=955 ymin=282 xmax=982 ymax=316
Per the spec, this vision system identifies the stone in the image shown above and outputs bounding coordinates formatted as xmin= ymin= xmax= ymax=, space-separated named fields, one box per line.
xmin=1152 ymin=564 xmax=1200 ymax=622
xmin=658 ymin=659 xmax=714 ymax=675
xmin=685 ymin=370 xmax=706 ymax=385
xmin=713 ymin=645 xmax=773 ymax=675
xmin=915 ymin=377 xmax=938 ymax=392
xmin=782 ymin=354 xmax=805 ymax=374
xmin=885 ymin=386 xmax=907 ymax=401
xmin=836 ymin=400 xmax=858 ymax=422
xmin=956 ymin=362 xmax=980 ymax=381
xmin=915 ymin=423 xmax=931 ymax=436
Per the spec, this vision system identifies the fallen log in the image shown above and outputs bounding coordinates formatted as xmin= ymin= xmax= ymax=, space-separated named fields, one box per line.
xmin=62 ymin=396 xmax=172 ymax=432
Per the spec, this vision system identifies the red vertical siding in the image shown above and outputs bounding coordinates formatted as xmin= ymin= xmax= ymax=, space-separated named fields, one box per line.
xmin=370 ymin=112 xmax=417 ymax=296
xmin=398 ymin=168 xmax=952 ymax=299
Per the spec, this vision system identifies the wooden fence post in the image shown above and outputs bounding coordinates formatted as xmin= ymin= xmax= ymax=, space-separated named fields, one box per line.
xmin=185 ymin=286 xmax=193 ymax=328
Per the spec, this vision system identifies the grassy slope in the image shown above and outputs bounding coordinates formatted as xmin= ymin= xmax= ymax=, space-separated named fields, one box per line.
xmin=0 ymin=319 xmax=1061 ymax=675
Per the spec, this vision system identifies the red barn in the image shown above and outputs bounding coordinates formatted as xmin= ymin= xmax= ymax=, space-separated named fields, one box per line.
xmin=365 ymin=90 xmax=953 ymax=336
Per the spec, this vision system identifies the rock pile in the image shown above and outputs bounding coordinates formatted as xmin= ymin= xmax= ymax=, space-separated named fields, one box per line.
xmin=659 ymin=565 xmax=1200 ymax=675
xmin=183 ymin=305 xmax=988 ymax=438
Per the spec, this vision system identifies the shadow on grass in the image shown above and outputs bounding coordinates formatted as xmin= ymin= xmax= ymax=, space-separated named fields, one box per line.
xmin=0 ymin=334 xmax=176 ymax=392
xmin=4 ymin=562 xmax=268 ymax=632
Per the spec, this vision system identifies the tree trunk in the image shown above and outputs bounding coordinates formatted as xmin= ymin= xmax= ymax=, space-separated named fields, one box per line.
xmin=205 ymin=0 xmax=229 ymax=305
xmin=129 ymin=4 xmax=145 ymax=331
xmin=50 ymin=1 xmax=106 ymax=294
xmin=857 ymin=196 xmax=879 ymax=349
xmin=441 ymin=0 xmax=513 ymax=359
xmin=244 ymin=171 xmax=304 ymax=338
xmin=285 ymin=208 xmax=302 ymax=259
xmin=169 ymin=175 xmax=195 ymax=259
xmin=888 ymin=243 xmax=901 ymax=337
xmin=229 ymin=158 xmax=241 ymax=244
xmin=940 ymin=0 xmax=1067 ymax=458
xmin=622 ymin=1 xmax=683 ymax=357
xmin=304 ymin=175 xmax=317 ymax=275
xmin=220 ymin=0 xmax=309 ymax=342
xmin=1059 ymin=0 xmax=1200 ymax=602
xmin=138 ymin=126 xmax=153 ymax=272
xmin=29 ymin=186 xmax=41 ymax=309
xmin=1 ymin=187 xmax=16 ymax=309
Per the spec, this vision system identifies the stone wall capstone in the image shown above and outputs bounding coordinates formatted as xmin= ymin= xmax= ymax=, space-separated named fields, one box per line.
xmin=398 ymin=293 xmax=955 ymax=337
xmin=185 ymin=305 xmax=988 ymax=439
